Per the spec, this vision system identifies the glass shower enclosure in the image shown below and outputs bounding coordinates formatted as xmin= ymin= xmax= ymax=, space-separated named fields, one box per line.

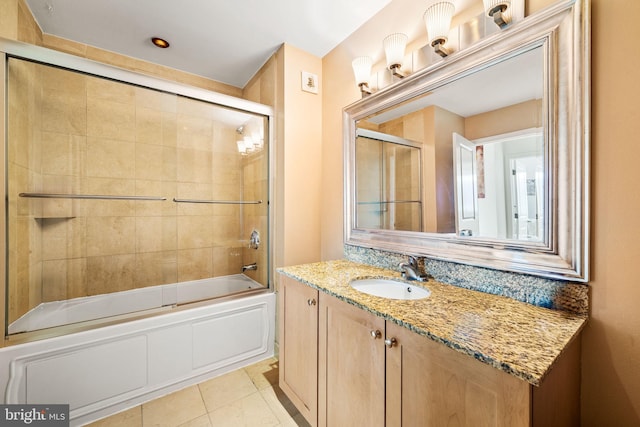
xmin=3 ymin=41 xmax=272 ymax=341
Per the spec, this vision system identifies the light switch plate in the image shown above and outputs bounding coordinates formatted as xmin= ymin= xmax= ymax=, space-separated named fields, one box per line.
xmin=301 ymin=71 xmax=318 ymax=94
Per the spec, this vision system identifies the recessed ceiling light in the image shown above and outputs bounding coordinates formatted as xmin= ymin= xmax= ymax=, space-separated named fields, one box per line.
xmin=151 ymin=37 xmax=170 ymax=48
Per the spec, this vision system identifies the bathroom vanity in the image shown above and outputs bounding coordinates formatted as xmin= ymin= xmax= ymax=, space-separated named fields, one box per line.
xmin=278 ymin=0 xmax=590 ymax=425
xmin=278 ymin=261 xmax=585 ymax=427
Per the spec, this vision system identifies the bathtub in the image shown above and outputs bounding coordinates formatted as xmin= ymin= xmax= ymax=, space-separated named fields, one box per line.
xmin=9 ymin=274 xmax=265 ymax=334
xmin=0 ymin=276 xmax=276 ymax=426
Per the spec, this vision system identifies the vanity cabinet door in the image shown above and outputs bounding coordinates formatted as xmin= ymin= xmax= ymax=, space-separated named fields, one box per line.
xmin=318 ymin=293 xmax=386 ymax=427
xmin=385 ymin=321 xmax=531 ymax=427
xmin=278 ymin=275 xmax=319 ymax=426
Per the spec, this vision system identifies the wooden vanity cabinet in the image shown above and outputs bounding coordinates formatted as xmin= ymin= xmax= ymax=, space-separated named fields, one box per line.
xmin=278 ymin=275 xmax=581 ymax=427
xmin=386 ymin=321 xmax=581 ymax=427
xmin=318 ymin=295 xmax=532 ymax=427
xmin=318 ymin=288 xmax=386 ymax=427
xmin=385 ymin=321 xmax=531 ymax=427
xmin=278 ymin=275 xmax=319 ymax=426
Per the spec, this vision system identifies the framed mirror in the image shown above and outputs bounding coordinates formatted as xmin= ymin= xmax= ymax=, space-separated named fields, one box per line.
xmin=344 ymin=0 xmax=589 ymax=281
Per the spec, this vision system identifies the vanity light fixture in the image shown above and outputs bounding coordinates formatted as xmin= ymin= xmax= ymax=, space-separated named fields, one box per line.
xmin=383 ymin=33 xmax=408 ymax=78
xmin=352 ymin=56 xmax=373 ymax=97
xmin=151 ymin=37 xmax=170 ymax=48
xmin=424 ymin=2 xmax=455 ymax=58
xmin=483 ymin=0 xmax=511 ymax=29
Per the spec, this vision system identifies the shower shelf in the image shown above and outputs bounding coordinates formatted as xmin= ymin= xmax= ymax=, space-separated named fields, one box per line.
xmin=19 ymin=193 xmax=167 ymax=201
xmin=172 ymin=198 xmax=262 ymax=205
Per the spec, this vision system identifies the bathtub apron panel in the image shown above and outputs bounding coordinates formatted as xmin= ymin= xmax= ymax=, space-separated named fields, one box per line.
xmin=0 ymin=292 xmax=276 ymax=426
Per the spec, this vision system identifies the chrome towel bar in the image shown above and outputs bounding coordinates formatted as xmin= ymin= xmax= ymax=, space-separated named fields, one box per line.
xmin=172 ymin=198 xmax=262 ymax=205
xmin=19 ymin=193 xmax=167 ymax=201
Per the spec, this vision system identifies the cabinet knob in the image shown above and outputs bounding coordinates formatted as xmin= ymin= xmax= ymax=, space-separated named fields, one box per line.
xmin=370 ymin=330 xmax=382 ymax=339
xmin=307 ymin=298 xmax=316 ymax=306
xmin=384 ymin=337 xmax=397 ymax=348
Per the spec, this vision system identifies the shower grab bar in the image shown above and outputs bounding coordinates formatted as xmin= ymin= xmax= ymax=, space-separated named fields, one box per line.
xmin=173 ymin=198 xmax=262 ymax=205
xmin=19 ymin=193 xmax=167 ymax=201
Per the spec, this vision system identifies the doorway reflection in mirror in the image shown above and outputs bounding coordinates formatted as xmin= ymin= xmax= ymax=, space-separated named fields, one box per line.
xmin=454 ymin=129 xmax=544 ymax=241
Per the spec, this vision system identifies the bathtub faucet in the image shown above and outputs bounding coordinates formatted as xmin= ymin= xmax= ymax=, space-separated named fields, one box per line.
xmin=242 ymin=263 xmax=257 ymax=272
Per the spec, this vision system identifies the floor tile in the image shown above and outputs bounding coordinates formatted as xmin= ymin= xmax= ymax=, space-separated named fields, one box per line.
xmin=142 ymin=385 xmax=207 ymax=427
xmin=198 ymin=369 xmax=258 ymax=413
xmin=176 ymin=414 xmax=211 ymax=427
xmin=87 ymin=406 xmax=142 ymax=427
xmin=244 ymin=357 xmax=279 ymax=390
xmin=259 ymin=385 xmax=302 ymax=425
xmin=293 ymin=412 xmax=312 ymax=426
xmin=83 ymin=358 xmax=302 ymax=427
xmin=206 ymin=391 xmax=279 ymax=427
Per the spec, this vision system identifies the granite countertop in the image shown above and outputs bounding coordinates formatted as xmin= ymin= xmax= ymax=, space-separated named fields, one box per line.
xmin=277 ymin=259 xmax=587 ymax=386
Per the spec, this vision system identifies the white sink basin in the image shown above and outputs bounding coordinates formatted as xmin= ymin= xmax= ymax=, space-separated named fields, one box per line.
xmin=350 ymin=278 xmax=430 ymax=300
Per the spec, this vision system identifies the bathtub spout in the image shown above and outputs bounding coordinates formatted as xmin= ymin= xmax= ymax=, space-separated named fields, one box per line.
xmin=242 ymin=263 xmax=257 ymax=272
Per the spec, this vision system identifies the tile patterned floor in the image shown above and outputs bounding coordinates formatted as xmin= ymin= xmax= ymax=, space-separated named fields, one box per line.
xmin=87 ymin=358 xmax=310 ymax=427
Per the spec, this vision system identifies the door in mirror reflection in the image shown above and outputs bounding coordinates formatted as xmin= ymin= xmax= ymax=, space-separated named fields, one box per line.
xmin=453 ymin=134 xmax=479 ymax=237
xmin=453 ymin=129 xmax=544 ymax=241
xmin=355 ymin=130 xmax=422 ymax=231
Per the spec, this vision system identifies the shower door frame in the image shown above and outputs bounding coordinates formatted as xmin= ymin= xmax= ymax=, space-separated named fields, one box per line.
xmin=0 ymin=37 xmax=275 ymax=345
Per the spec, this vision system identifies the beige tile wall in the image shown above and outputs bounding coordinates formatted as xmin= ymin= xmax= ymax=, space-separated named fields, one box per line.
xmin=7 ymin=57 xmax=43 ymax=323
xmin=7 ymin=59 xmax=269 ymax=326
xmin=241 ymin=145 xmax=269 ymax=286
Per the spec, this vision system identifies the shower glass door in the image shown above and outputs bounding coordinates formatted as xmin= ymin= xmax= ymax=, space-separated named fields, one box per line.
xmin=6 ymin=57 xmax=271 ymax=337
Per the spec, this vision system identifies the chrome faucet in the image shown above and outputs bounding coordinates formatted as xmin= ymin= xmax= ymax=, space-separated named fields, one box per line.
xmin=242 ymin=263 xmax=257 ymax=272
xmin=399 ymin=256 xmax=428 ymax=282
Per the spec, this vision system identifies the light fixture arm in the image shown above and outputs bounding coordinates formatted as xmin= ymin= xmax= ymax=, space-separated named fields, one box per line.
xmin=424 ymin=2 xmax=455 ymax=59
xmin=488 ymin=4 xmax=509 ymax=28
xmin=389 ymin=64 xmax=406 ymax=78
xmin=358 ymin=82 xmax=372 ymax=96
xmin=431 ymin=38 xmax=450 ymax=58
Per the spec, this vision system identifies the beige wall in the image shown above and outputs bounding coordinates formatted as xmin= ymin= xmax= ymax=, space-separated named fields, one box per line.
xmin=575 ymin=1 xmax=640 ymax=425
xmin=243 ymin=43 xmax=323 ymax=270
xmin=321 ymin=42 xmax=360 ymax=261
xmin=0 ymin=0 xmax=42 ymax=44
xmin=323 ymin=0 xmax=640 ymax=425
xmin=465 ymin=99 xmax=542 ymax=140
xmin=280 ymin=44 xmax=323 ymax=267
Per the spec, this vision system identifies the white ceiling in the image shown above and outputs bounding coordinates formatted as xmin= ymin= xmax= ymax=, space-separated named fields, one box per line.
xmin=24 ymin=0 xmax=392 ymax=88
